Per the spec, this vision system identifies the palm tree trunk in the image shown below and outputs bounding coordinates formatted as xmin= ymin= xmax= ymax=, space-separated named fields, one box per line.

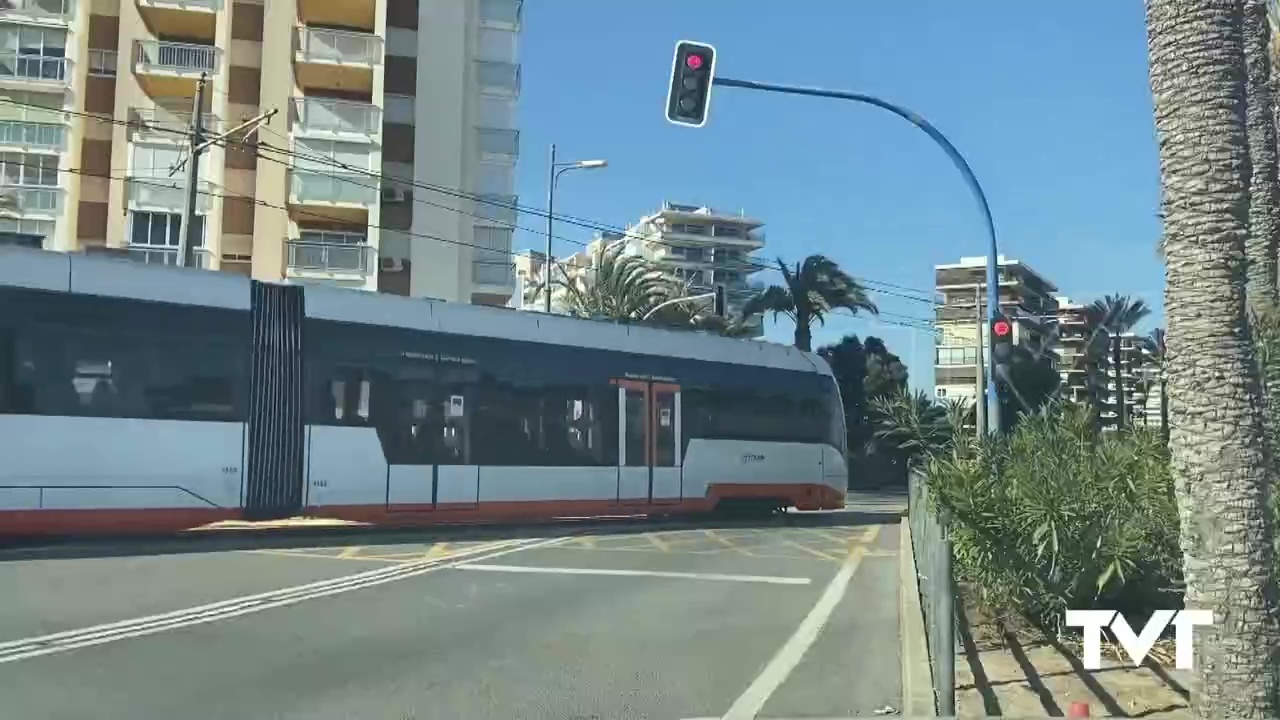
xmin=1160 ymin=374 xmax=1170 ymax=445
xmin=1246 ymin=0 xmax=1280 ymax=313
xmin=1112 ymin=333 xmax=1126 ymax=429
xmin=1146 ymin=0 xmax=1280 ymax=716
xmin=793 ymin=312 xmax=813 ymax=352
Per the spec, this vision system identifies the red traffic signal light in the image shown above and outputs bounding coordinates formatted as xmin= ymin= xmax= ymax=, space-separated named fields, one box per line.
xmin=685 ymin=54 xmax=705 ymax=70
xmin=992 ymin=319 xmax=1011 ymax=337
xmin=666 ymin=41 xmax=717 ymax=128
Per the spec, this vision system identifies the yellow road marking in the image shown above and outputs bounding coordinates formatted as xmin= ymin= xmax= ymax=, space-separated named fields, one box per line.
xmin=574 ymin=535 xmax=597 ymax=548
xmin=861 ymin=525 xmax=883 ymax=545
xmin=703 ymin=529 xmax=753 ymax=556
xmin=644 ymin=533 xmax=671 ymax=552
xmin=776 ymin=538 xmax=842 ymax=562
xmin=337 ymin=545 xmax=365 ymax=558
xmin=241 ymin=548 xmax=400 ymax=563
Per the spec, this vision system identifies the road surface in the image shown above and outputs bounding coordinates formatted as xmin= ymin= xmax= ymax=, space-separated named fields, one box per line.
xmin=0 ymin=496 xmax=905 ymax=719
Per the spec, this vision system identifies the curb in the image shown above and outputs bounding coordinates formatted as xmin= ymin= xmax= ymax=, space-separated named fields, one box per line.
xmin=900 ymin=518 xmax=938 ymax=717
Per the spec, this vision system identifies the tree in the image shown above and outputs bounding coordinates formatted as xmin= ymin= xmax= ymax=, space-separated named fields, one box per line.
xmin=862 ymin=336 xmax=909 ymax=399
xmin=1086 ymin=294 xmax=1151 ymax=429
xmin=1145 ymin=327 xmax=1169 ymax=443
xmin=531 ymin=243 xmax=671 ymax=321
xmin=1146 ymin=0 xmax=1279 ymax=714
xmin=996 ymin=344 xmax=1061 ymax=432
xmin=867 ymin=390 xmax=952 ymax=469
xmin=741 ymin=255 xmax=878 ymax=351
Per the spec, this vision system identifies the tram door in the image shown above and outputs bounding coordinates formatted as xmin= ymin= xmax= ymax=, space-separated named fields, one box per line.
xmin=614 ymin=379 xmax=681 ymax=505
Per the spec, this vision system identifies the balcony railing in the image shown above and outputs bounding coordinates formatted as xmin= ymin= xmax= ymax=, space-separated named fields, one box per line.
xmin=135 ymin=40 xmax=220 ymax=76
xmin=127 ymin=246 xmax=212 ymax=268
xmin=0 ymin=54 xmax=70 ymax=85
xmin=0 ymin=185 xmax=62 ymax=216
xmin=295 ymin=27 xmax=383 ymax=67
xmin=473 ymin=261 xmax=514 ymax=287
xmin=137 ymin=0 xmax=220 ymax=11
xmin=0 ymin=121 xmax=65 ymax=151
xmin=479 ymin=0 xmax=521 ymax=30
xmin=292 ymin=96 xmax=380 ymax=137
xmin=287 ymin=238 xmax=373 ymax=274
xmin=475 ymin=61 xmax=521 ymax=96
xmin=290 ymin=172 xmax=377 ymax=206
xmin=3 ymin=0 xmax=75 ymax=22
xmin=127 ymin=176 xmax=213 ymax=213
xmin=474 ymin=194 xmax=518 ymax=226
xmin=130 ymin=105 xmax=219 ymax=141
xmin=477 ymin=127 xmax=519 ymax=160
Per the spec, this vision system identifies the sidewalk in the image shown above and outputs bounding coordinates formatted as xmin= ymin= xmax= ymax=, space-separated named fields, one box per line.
xmin=953 ymin=589 xmax=1192 ymax=719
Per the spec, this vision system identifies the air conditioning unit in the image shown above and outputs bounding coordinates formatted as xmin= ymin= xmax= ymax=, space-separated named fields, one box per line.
xmin=381 ymin=186 xmax=407 ymax=203
xmin=380 ymin=257 xmax=405 ymax=272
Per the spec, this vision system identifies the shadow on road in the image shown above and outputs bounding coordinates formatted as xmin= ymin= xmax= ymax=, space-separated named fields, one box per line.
xmin=0 ymin=507 xmax=904 ymax=563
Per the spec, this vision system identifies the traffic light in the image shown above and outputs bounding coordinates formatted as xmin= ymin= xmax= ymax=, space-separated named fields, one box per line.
xmin=666 ymin=41 xmax=717 ymax=127
xmin=713 ymin=284 xmax=726 ymax=317
xmin=990 ymin=312 xmax=1014 ymax=386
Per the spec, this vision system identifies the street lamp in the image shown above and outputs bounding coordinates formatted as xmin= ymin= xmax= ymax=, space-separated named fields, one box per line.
xmin=545 ymin=143 xmax=608 ymax=312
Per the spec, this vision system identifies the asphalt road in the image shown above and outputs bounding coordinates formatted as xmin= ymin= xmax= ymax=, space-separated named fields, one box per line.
xmin=0 ymin=499 xmax=905 ymax=720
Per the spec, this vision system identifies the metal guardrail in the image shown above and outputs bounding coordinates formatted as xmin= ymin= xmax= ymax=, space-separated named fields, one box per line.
xmin=907 ymin=469 xmax=956 ymax=716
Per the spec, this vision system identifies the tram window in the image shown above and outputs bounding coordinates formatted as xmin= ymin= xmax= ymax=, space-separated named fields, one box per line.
xmin=8 ymin=325 xmax=246 ymax=421
xmin=471 ymin=378 xmax=617 ymax=467
xmin=682 ymin=386 xmax=831 ymax=445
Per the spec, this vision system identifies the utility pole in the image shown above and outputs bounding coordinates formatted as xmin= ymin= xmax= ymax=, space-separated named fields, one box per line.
xmin=973 ymin=284 xmax=986 ymax=439
xmin=168 ymin=74 xmax=277 ymax=269
xmin=544 ymin=143 xmax=556 ymax=313
xmin=175 ymin=73 xmax=208 ymax=269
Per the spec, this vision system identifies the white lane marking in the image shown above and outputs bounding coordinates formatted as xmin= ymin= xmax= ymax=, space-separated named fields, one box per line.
xmin=456 ymin=564 xmax=812 ymax=586
xmin=0 ymin=535 xmax=569 ymax=665
xmin=721 ymin=546 xmax=867 ymax=720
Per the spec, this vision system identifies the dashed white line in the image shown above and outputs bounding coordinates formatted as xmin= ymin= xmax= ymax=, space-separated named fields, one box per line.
xmin=456 ymin=563 xmax=813 ymax=585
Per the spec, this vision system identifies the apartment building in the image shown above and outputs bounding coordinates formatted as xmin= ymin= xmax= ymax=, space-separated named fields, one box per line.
xmin=514 ymin=202 xmax=767 ymax=333
xmin=1054 ymin=295 xmax=1108 ymax=407
xmin=933 ymin=255 xmax=1059 ymax=404
xmin=0 ymin=0 xmax=520 ymax=305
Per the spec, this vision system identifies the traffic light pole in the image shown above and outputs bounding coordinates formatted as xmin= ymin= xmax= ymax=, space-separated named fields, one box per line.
xmin=711 ymin=76 xmax=1003 ymax=434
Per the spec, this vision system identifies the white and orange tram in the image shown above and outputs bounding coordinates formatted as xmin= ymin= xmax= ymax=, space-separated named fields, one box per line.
xmin=0 ymin=247 xmax=848 ymax=538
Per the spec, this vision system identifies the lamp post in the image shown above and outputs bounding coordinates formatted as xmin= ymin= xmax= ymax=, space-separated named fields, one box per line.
xmin=545 ymin=144 xmax=607 ymax=312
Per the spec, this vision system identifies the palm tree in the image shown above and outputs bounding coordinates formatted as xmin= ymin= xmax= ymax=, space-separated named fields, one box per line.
xmin=1245 ymin=0 xmax=1280 ymax=313
xmin=1085 ymin=294 xmax=1151 ymax=430
xmin=533 ymin=243 xmax=671 ymax=321
xmin=866 ymin=391 xmax=953 ymax=468
xmin=1146 ymin=0 xmax=1279 ymax=714
xmin=741 ymin=255 xmax=878 ymax=352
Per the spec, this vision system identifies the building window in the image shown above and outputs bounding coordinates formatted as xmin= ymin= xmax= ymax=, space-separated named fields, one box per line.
xmin=294 ymin=138 xmax=372 ymax=173
xmin=130 ymin=210 xmax=205 ymax=249
xmin=0 ymin=25 xmax=67 ymax=81
xmin=383 ymin=94 xmax=413 ymax=124
xmin=0 ymin=151 xmax=56 ymax=186
xmin=87 ymin=49 xmax=117 ymax=77
xmin=130 ymin=143 xmax=187 ymax=178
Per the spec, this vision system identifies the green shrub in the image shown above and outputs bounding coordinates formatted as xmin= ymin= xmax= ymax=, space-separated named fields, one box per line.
xmin=924 ymin=403 xmax=1181 ymax=629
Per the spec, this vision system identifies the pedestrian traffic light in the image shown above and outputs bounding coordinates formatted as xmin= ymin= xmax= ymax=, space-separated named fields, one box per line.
xmin=713 ymin=284 xmax=726 ymax=317
xmin=666 ymin=41 xmax=717 ymax=128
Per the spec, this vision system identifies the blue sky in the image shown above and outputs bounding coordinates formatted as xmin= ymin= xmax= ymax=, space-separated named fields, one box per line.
xmin=512 ymin=0 xmax=1164 ymax=390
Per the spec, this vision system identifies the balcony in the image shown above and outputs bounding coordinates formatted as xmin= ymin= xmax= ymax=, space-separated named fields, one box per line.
xmin=4 ymin=0 xmax=75 ymax=24
xmin=477 ymin=127 xmax=518 ymax=163
xmin=474 ymin=194 xmax=518 ymax=227
xmin=0 ymin=53 xmax=70 ymax=88
xmin=0 ymin=120 xmax=65 ymax=152
xmin=297 ymin=0 xmax=375 ymax=32
xmin=294 ymin=27 xmax=382 ymax=93
xmin=127 ymin=246 xmax=212 ymax=269
xmin=130 ymin=104 xmax=219 ymax=143
xmin=479 ymin=0 xmax=522 ymax=30
xmin=286 ymin=234 xmax=374 ymax=276
xmin=473 ymin=260 xmax=514 ymax=288
xmin=126 ymin=175 xmax=213 ymax=213
xmin=0 ymin=185 xmax=63 ymax=218
xmin=475 ymin=61 xmax=520 ymax=97
xmin=136 ymin=0 xmax=219 ymax=43
xmin=134 ymin=41 xmax=220 ymax=96
xmin=289 ymin=171 xmax=377 ymax=208
xmin=292 ymin=96 xmax=380 ymax=139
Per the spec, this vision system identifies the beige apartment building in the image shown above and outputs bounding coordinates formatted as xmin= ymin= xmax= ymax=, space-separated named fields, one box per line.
xmin=932 ymin=255 xmax=1060 ymax=404
xmin=0 ymin=0 xmax=521 ymax=305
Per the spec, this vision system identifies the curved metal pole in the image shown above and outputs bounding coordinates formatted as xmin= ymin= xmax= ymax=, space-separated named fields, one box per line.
xmin=713 ymin=76 xmax=1001 ymax=434
xmin=641 ymin=291 xmax=715 ymax=321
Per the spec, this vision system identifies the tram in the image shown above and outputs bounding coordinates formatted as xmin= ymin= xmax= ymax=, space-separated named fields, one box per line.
xmin=0 ymin=246 xmax=848 ymax=537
